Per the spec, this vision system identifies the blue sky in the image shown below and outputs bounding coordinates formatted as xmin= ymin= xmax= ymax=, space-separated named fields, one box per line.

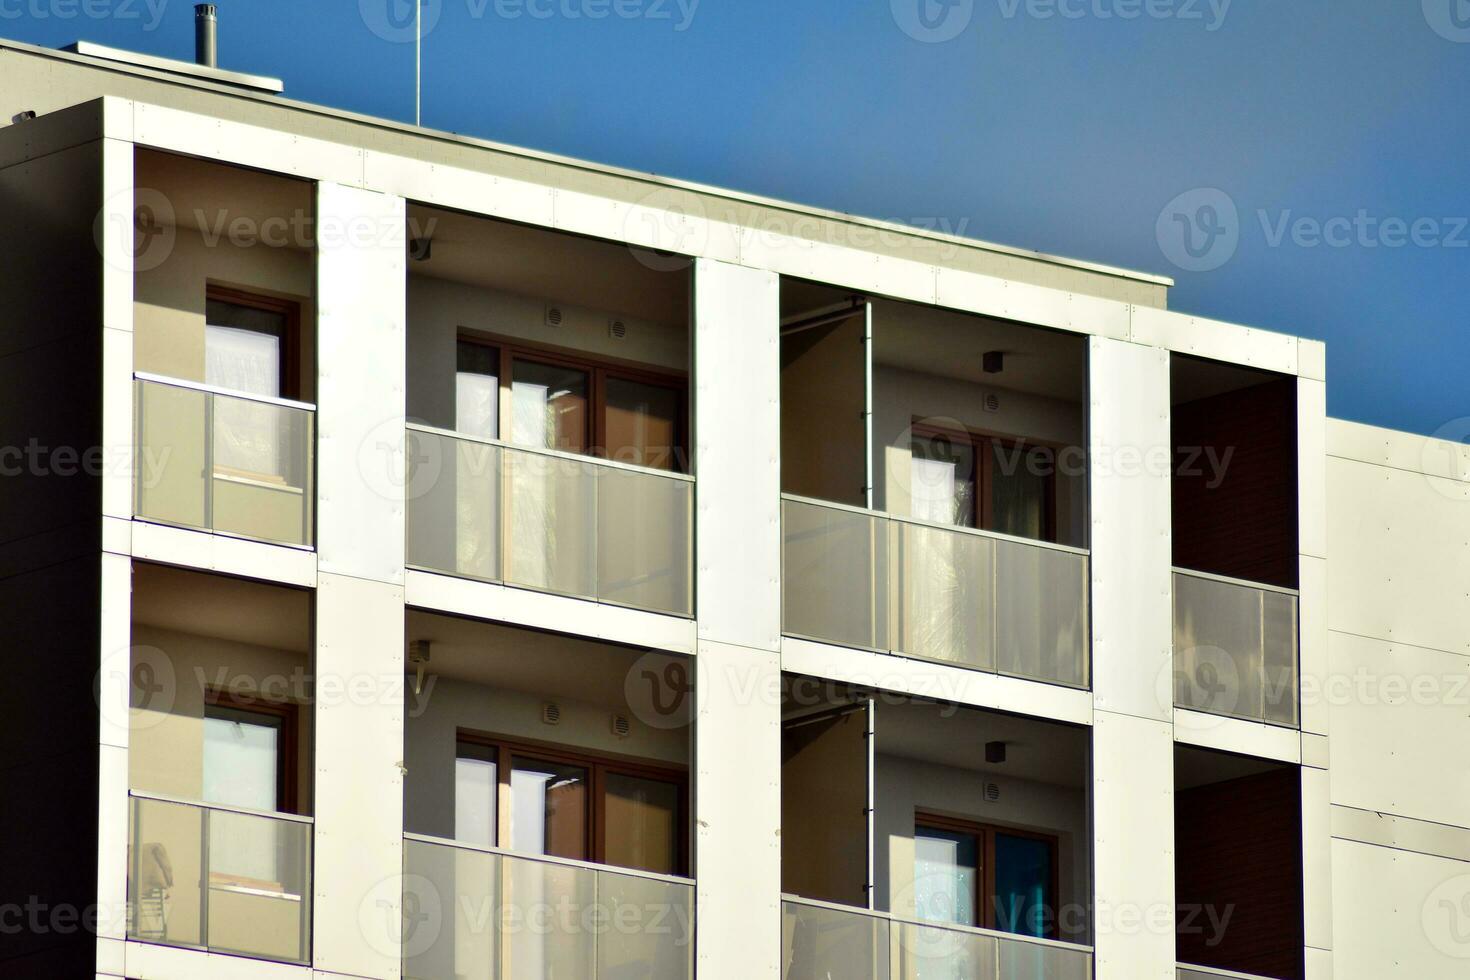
xmin=6 ymin=0 xmax=1466 ymax=436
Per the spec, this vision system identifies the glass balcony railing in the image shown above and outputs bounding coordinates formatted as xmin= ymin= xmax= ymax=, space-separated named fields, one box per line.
xmin=127 ymin=793 xmax=312 ymax=965
xmin=134 ymin=374 xmax=315 ymax=547
xmin=781 ymin=495 xmax=1090 ymax=688
xmin=1178 ymin=964 xmax=1282 ymax=980
xmin=1172 ymin=568 xmax=1300 ymax=728
xmin=782 ymin=897 xmax=1093 ymax=980
xmin=402 ymin=834 xmax=694 ymax=980
xmin=405 ymin=424 xmax=694 ymax=617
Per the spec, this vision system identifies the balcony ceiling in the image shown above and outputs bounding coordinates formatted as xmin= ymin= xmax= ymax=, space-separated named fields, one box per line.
xmin=136 ymin=148 xmax=314 ymax=247
xmin=131 ymin=561 xmax=311 ymax=654
xmin=876 ymin=698 xmax=1089 ymax=789
xmin=407 ymin=205 xmax=690 ymax=330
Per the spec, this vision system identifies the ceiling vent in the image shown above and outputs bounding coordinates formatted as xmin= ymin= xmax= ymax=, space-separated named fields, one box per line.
xmin=541 ymin=702 xmax=562 ymax=726
xmin=611 ymin=714 xmax=633 ymax=738
xmin=985 ymin=782 xmax=1001 ymax=803
xmin=544 ymin=304 xmax=564 ymax=328
xmin=608 ymin=318 xmax=628 ymax=340
xmin=983 ymin=393 xmax=1001 ymax=413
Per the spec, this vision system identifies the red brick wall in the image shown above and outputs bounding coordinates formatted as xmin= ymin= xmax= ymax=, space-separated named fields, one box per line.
xmin=1175 ymin=767 xmax=1304 ymax=979
xmin=1172 ymin=378 xmax=1299 ymax=589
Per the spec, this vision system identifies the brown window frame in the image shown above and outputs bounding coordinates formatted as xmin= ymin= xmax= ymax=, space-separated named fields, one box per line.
xmin=457 ymin=331 xmax=690 ymax=473
xmin=456 ymin=730 xmax=690 ymax=876
xmin=909 ymin=418 xmax=1060 ymax=543
xmin=205 ymin=284 xmax=304 ymax=401
xmin=914 ymin=810 xmax=1062 ymax=939
xmin=203 ymin=688 xmax=302 ymax=815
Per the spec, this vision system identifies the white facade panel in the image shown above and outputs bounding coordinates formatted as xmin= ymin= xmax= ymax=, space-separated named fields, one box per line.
xmin=736 ymin=229 xmax=938 ymax=305
xmin=129 ymin=521 xmax=318 ymax=588
xmin=693 ymin=258 xmax=781 ymax=651
xmin=1300 ymin=554 xmax=1330 ymax=736
xmin=1088 ymin=338 xmax=1172 ymax=721
xmin=403 ymin=569 xmax=697 ymax=655
xmin=1298 ymin=338 xmax=1327 ymax=382
xmin=1092 ymin=710 xmax=1175 ymax=980
xmin=101 ymin=136 xmax=133 ymax=522
xmin=1173 ymin=708 xmax=1301 ymax=763
xmin=363 ymin=151 xmax=555 ymax=229
xmin=315 ymin=182 xmax=406 ymax=585
xmin=1328 ymin=630 xmax=1470 ymax=828
xmin=1331 ymin=838 xmax=1470 ymax=979
xmin=312 ymin=572 xmax=405 ymax=980
xmin=694 ymin=639 xmax=782 ymax=980
xmin=1130 ymin=306 xmax=1299 ymax=375
xmin=1329 ymin=417 xmax=1470 ymax=485
xmin=1303 ymin=765 xmax=1334 ymax=951
xmin=781 ymin=636 xmax=1093 ymax=726
xmin=1327 ymin=455 xmax=1470 ymax=657
xmin=1299 ymin=378 xmax=1328 ymax=560
xmin=935 ymin=266 xmax=1131 ymax=340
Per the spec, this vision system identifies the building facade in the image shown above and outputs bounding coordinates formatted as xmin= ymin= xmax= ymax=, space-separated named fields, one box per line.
xmin=0 ymin=36 xmax=1465 ymax=980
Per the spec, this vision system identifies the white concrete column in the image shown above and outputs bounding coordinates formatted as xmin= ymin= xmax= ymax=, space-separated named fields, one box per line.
xmin=312 ymin=182 xmax=407 ymax=980
xmin=1297 ymin=364 xmax=1333 ymax=978
xmin=692 ymin=258 xmax=782 ymax=980
xmin=1088 ymin=337 xmax=1175 ymax=979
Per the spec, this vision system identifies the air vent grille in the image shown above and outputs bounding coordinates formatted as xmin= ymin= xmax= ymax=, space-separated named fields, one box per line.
xmin=611 ymin=714 xmax=632 ymax=738
xmin=608 ymin=318 xmax=628 ymax=340
xmin=544 ymin=304 xmax=564 ymax=327
xmin=984 ymin=782 xmax=1001 ymax=803
xmin=542 ymin=702 xmax=562 ymax=726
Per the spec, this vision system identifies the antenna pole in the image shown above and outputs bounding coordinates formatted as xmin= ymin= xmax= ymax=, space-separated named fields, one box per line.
xmin=415 ymin=0 xmax=422 ymax=126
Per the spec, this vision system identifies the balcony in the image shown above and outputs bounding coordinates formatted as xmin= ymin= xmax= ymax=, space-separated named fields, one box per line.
xmin=781 ymin=897 xmax=1093 ymax=980
xmin=134 ymin=373 xmax=315 ymax=547
xmin=782 ymin=495 xmax=1089 ymax=688
xmin=403 ymin=835 xmax=693 ymax=980
xmin=127 ymin=793 xmax=312 ymax=965
xmin=406 ymin=425 xmax=693 ymax=616
xmin=1172 ymin=568 xmax=1299 ymax=727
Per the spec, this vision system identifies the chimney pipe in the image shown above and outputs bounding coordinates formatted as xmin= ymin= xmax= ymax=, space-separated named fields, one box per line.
xmin=195 ymin=4 xmax=217 ymax=68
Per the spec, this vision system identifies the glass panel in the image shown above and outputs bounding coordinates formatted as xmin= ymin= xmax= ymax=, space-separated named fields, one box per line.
xmin=512 ymin=359 xmax=589 ymax=453
xmin=605 ymin=376 xmax=681 ymax=471
xmin=504 ymin=447 xmax=596 ymax=598
xmin=992 ymin=834 xmax=1052 ymax=939
xmin=782 ymin=901 xmax=890 ymax=980
xmin=894 ymin=919 xmax=997 ymax=980
xmin=604 ymin=772 xmax=680 ymax=875
xmin=997 ymin=937 xmax=1090 ymax=980
xmin=206 ymin=808 xmax=311 ymax=964
xmin=510 ymin=757 xmax=588 ymax=860
xmin=455 ymin=341 xmax=499 ymax=439
xmin=403 ymin=838 xmax=498 ymax=980
xmin=1173 ymin=572 xmax=1300 ymax=727
xmin=406 ymin=430 xmax=500 ymax=581
xmin=989 ymin=444 xmax=1048 ymax=542
xmin=1261 ymin=590 xmax=1300 ymax=727
xmin=129 ymin=796 xmax=204 ymax=948
xmin=893 ymin=521 xmax=994 ymax=670
xmin=995 ymin=541 xmax=1088 ymax=688
xmin=136 ymin=380 xmax=208 ymax=529
xmin=911 ymin=433 xmax=976 ymax=527
xmin=597 ymin=467 xmax=692 ymax=615
xmin=914 ymin=827 xmax=979 ymax=927
xmin=502 ymin=852 xmax=595 ymax=980
xmin=782 ymin=499 xmax=889 ymax=651
xmin=454 ymin=754 xmax=497 ymax=849
xmin=597 ymin=870 xmax=694 ymax=980
xmin=209 ymin=392 xmax=313 ymax=545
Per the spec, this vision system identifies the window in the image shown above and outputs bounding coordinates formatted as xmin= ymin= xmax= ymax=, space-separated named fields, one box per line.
xmin=910 ymin=421 xmax=1057 ymax=542
xmin=205 ymin=286 xmax=300 ymax=399
xmin=203 ymin=692 xmax=298 ymax=813
xmin=455 ymin=734 xmax=687 ymax=875
xmin=454 ymin=335 xmax=687 ymax=473
xmin=914 ymin=814 xmax=1059 ymax=939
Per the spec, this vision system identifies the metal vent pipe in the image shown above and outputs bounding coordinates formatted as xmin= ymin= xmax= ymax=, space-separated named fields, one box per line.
xmin=195 ymin=4 xmax=217 ymax=68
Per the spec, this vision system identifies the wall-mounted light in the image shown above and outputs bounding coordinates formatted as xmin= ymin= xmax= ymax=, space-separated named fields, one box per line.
xmin=983 ymin=351 xmax=1005 ymax=374
xmin=985 ymin=740 xmax=1007 ymax=764
xmin=408 ymin=237 xmax=432 ymax=261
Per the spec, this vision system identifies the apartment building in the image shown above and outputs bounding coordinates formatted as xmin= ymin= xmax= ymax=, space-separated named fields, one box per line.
xmin=0 ymin=29 xmax=1466 ymax=980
